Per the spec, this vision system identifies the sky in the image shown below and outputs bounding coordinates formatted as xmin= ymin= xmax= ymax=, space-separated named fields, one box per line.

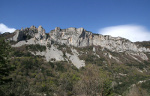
xmin=0 ymin=0 xmax=150 ymax=42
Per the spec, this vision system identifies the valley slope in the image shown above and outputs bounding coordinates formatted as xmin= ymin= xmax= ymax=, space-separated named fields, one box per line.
xmin=1 ymin=25 xmax=150 ymax=96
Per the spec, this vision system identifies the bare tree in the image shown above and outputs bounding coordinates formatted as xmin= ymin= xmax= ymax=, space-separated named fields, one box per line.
xmin=74 ymin=64 xmax=112 ymax=96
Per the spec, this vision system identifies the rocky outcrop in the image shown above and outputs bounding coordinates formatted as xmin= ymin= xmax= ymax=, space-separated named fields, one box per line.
xmin=49 ymin=27 xmax=92 ymax=47
xmin=92 ymin=34 xmax=150 ymax=52
xmin=11 ymin=25 xmax=38 ymax=41
xmin=35 ymin=25 xmax=46 ymax=40
xmin=12 ymin=30 xmax=24 ymax=41
xmin=10 ymin=26 xmax=150 ymax=57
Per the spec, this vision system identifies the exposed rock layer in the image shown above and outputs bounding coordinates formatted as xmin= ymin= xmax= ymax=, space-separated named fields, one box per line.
xmin=11 ymin=26 xmax=150 ymax=52
xmin=9 ymin=25 xmax=150 ymax=68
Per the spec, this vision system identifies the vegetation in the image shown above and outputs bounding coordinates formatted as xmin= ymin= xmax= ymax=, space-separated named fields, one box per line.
xmin=0 ymin=35 xmax=150 ymax=96
xmin=0 ymin=37 xmax=13 ymax=95
xmin=26 ymin=44 xmax=46 ymax=52
xmin=135 ymin=41 xmax=150 ymax=49
xmin=0 ymin=43 xmax=114 ymax=96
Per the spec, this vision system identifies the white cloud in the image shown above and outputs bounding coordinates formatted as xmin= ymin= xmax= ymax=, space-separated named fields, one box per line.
xmin=98 ymin=24 xmax=150 ymax=42
xmin=0 ymin=23 xmax=16 ymax=34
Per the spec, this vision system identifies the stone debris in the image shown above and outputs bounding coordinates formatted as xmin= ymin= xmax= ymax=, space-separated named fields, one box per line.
xmin=66 ymin=48 xmax=85 ymax=68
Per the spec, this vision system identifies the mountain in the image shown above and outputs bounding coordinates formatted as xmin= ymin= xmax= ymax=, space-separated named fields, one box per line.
xmin=7 ymin=25 xmax=150 ymax=68
xmin=1 ymin=25 xmax=150 ymax=96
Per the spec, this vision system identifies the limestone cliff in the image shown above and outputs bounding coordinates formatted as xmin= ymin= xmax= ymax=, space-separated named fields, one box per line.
xmin=49 ymin=27 xmax=150 ymax=52
xmin=8 ymin=25 xmax=150 ymax=68
xmin=10 ymin=25 xmax=150 ymax=53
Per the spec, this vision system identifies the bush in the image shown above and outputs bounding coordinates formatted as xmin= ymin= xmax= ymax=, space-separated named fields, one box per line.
xmin=26 ymin=44 xmax=46 ymax=52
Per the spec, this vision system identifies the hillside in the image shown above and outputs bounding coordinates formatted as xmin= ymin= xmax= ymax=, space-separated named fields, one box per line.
xmin=0 ymin=25 xmax=150 ymax=96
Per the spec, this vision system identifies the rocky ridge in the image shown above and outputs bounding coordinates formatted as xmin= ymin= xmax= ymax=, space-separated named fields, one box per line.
xmin=8 ymin=25 xmax=150 ymax=68
xmin=10 ymin=25 xmax=150 ymax=52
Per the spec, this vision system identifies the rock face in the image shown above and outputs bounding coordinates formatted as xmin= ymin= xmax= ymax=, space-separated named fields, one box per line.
xmin=11 ymin=25 xmax=150 ymax=53
xmin=35 ymin=25 xmax=46 ymax=40
xmin=12 ymin=30 xmax=24 ymax=41
xmin=49 ymin=27 xmax=92 ymax=47
xmin=10 ymin=25 xmax=150 ymax=53
xmin=50 ymin=27 xmax=150 ymax=53
xmin=12 ymin=25 xmax=38 ymax=41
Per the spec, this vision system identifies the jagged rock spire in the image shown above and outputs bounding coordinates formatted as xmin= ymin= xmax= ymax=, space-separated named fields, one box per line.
xmin=34 ymin=25 xmax=46 ymax=40
xmin=55 ymin=27 xmax=61 ymax=32
xmin=38 ymin=25 xmax=45 ymax=33
xmin=30 ymin=25 xmax=36 ymax=29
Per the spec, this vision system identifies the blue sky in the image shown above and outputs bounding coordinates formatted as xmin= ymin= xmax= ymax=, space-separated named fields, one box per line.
xmin=0 ymin=0 xmax=150 ymax=41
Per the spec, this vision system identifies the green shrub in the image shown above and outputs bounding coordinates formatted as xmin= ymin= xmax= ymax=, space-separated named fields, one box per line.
xmin=26 ymin=44 xmax=46 ymax=52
